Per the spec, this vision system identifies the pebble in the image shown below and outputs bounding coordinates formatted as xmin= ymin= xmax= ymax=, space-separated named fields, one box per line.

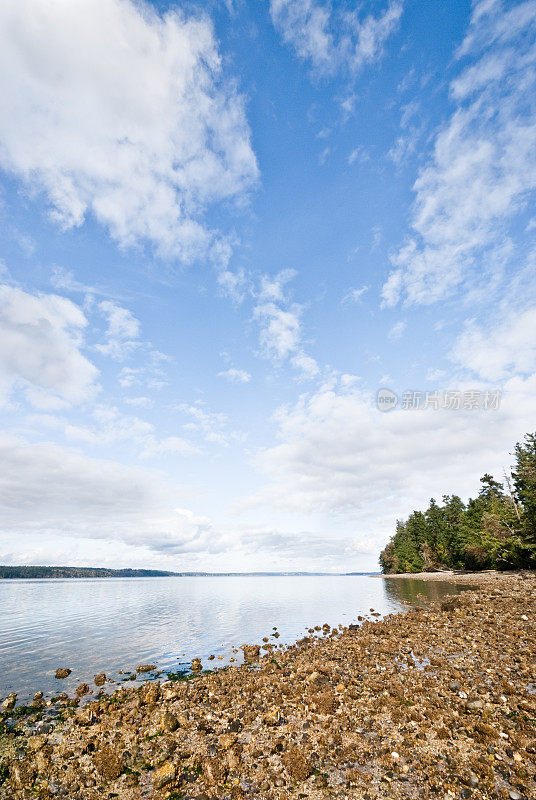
xmin=153 ymin=760 xmax=176 ymax=789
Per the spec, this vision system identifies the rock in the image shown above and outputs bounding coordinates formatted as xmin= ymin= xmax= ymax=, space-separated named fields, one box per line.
xmin=136 ymin=663 xmax=156 ymax=673
xmin=466 ymin=699 xmax=484 ymax=711
xmin=508 ymin=791 xmax=523 ymax=800
xmin=75 ymin=706 xmax=96 ymax=725
xmin=202 ymin=756 xmax=227 ymax=785
xmin=55 ymin=668 xmax=71 ymax=679
xmin=263 ymin=709 xmax=280 ymax=726
xmin=449 ymin=680 xmax=461 ymax=692
xmin=466 ymin=771 xmax=479 ymax=787
xmin=153 ymin=761 xmax=177 ymax=789
xmin=218 ymin=732 xmax=237 ymax=749
xmin=313 ymin=690 xmax=338 ymax=714
xmin=162 ymin=711 xmax=179 ymax=732
xmin=94 ymin=672 xmax=106 ymax=686
xmin=9 ymin=760 xmax=37 ymax=788
xmin=191 ymin=657 xmax=202 ymax=671
xmin=140 ymin=681 xmax=160 ymax=705
xmin=282 ymin=747 xmax=312 ymax=782
xmin=75 ymin=682 xmax=90 ymax=697
xmin=93 ymin=745 xmax=124 ymax=780
xmin=241 ymin=644 xmax=260 ymax=663
xmin=2 ymin=692 xmax=17 ymax=711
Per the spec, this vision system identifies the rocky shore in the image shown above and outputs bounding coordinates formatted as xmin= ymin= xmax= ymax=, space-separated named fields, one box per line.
xmin=1 ymin=572 xmax=535 ymax=800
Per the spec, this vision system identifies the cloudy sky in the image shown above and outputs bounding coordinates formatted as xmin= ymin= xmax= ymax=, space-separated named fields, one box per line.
xmin=0 ymin=0 xmax=535 ymax=572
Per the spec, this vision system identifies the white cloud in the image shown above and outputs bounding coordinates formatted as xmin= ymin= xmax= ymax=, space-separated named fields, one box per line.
xmin=388 ymin=320 xmax=406 ymax=340
xmin=217 ymin=268 xmax=250 ymax=303
xmin=426 ymin=368 xmax=446 ymax=382
xmin=258 ymin=269 xmax=297 ymax=302
xmin=0 ymin=284 xmax=98 ymax=407
xmin=348 ymin=146 xmax=369 ymax=165
xmin=96 ymin=300 xmax=141 ymax=360
xmin=290 ymin=351 xmax=320 ymax=379
xmin=50 ymin=267 xmax=107 ymax=298
xmin=0 ymin=432 xmax=214 ymax=555
xmin=0 ymin=429 xmax=378 ymax=568
xmin=270 ymin=0 xmax=402 ymax=77
xmin=254 ymin=301 xmax=320 ymax=378
xmin=451 ymin=305 xmax=536 ymax=381
xmin=218 ymin=367 xmax=251 ymax=383
xmin=125 ymin=396 xmax=154 ymax=408
xmin=253 ymin=270 xmax=319 ymax=379
xmin=177 ymin=402 xmax=238 ymax=446
xmin=33 ymin=403 xmax=198 ymax=458
xmin=255 ymin=302 xmax=302 ymax=359
xmin=383 ymin=0 xmax=536 ymax=306
xmin=342 ymin=285 xmax=368 ymax=304
xmin=0 ymin=0 xmax=258 ymax=260
xmin=244 ymin=373 xmax=536 ymax=551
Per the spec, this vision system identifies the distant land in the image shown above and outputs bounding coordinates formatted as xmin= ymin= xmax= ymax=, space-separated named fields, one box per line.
xmin=0 ymin=566 xmax=375 ymax=579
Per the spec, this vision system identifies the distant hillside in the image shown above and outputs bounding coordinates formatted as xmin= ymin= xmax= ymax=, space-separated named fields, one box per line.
xmin=0 ymin=566 xmax=179 ymax=579
xmin=0 ymin=567 xmax=345 ymax=579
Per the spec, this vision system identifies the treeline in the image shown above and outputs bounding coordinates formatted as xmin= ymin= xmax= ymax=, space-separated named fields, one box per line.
xmin=380 ymin=432 xmax=536 ymax=573
xmin=0 ymin=566 xmax=179 ymax=579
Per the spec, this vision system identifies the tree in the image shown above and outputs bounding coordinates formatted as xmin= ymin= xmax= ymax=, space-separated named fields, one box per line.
xmin=512 ymin=433 xmax=536 ymax=553
xmin=378 ymin=432 xmax=536 ymax=573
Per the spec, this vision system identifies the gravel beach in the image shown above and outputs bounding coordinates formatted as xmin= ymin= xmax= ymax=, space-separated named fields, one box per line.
xmin=1 ymin=572 xmax=535 ymax=800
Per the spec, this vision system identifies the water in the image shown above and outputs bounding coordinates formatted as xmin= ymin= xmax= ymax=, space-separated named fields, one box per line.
xmin=0 ymin=575 xmax=466 ymax=702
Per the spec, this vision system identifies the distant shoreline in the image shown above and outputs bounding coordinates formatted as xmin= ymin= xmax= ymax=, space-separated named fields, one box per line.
xmin=0 ymin=566 xmax=378 ymax=579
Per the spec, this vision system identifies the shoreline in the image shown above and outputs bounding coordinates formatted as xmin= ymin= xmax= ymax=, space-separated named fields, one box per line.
xmin=378 ymin=569 xmax=530 ymax=582
xmin=1 ymin=572 xmax=535 ymax=799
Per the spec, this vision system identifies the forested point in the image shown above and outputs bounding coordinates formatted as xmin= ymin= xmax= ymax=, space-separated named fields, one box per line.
xmin=0 ymin=566 xmax=179 ymax=579
xmin=380 ymin=432 xmax=536 ymax=573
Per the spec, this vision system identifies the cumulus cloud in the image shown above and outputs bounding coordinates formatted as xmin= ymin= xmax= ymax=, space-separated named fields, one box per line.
xmin=96 ymin=300 xmax=141 ymax=360
xmin=253 ymin=270 xmax=319 ymax=379
xmin=270 ymin=0 xmax=402 ymax=77
xmin=0 ymin=284 xmax=98 ymax=407
xmin=0 ymin=0 xmax=258 ymax=260
xmin=0 ymin=433 xmax=215 ymax=555
xmin=244 ymin=373 xmax=536 ymax=549
xmin=383 ymin=0 xmax=536 ymax=306
xmin=451 ymin=305 xmax=536 ymax=381
xmin=0 ymin=432 xmax=371 ymax=568
xmin=32 ymin=404 xmax=198 ymax=458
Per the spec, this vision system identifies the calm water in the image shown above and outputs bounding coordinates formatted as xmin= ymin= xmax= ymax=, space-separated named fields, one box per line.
xmin=0 ymin=575 xmax=465 ymax=702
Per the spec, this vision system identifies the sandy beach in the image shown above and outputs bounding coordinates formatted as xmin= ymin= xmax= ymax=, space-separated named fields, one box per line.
xmin=1 ymin=571 xmax=535 ymax=800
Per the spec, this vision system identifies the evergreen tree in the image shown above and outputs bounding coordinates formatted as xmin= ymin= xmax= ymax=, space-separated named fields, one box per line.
xmin=379 ymin=432 xmax=536 ymax=573
xmin=512 ymin=433 xmax=536 ymax=554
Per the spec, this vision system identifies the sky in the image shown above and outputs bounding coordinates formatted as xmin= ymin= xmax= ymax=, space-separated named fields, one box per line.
xmin=0 ymin=0 xmax=535 ymax=573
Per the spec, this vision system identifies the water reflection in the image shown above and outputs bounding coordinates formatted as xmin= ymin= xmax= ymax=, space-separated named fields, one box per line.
xmin=0 ymin=575 xmax=465 ymax=701
xmin=382 ymin=577 xmax=471 ymax=606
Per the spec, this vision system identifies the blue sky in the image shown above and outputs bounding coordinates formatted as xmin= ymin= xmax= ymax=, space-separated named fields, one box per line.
xmin=0 ymin=0 xmax=535 ymax=572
